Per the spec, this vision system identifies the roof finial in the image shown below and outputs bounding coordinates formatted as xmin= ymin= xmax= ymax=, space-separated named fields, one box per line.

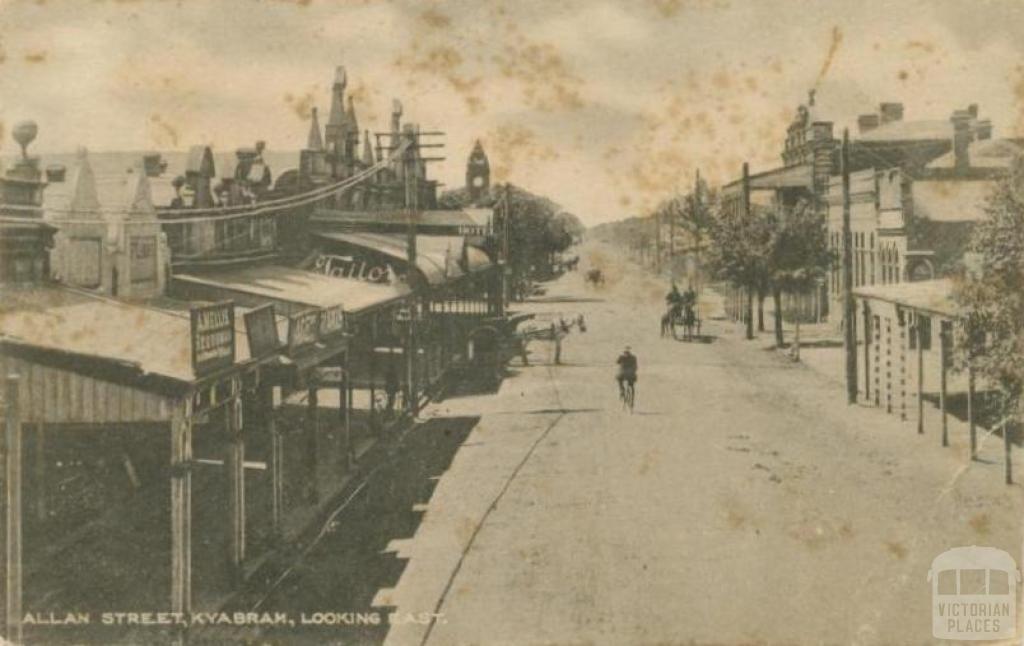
xmin=13 ymin=121 xmax=38 ymax=159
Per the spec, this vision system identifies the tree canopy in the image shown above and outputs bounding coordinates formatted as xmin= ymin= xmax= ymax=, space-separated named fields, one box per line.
xmin=954 ymin=157 xmax=1024 ymax=418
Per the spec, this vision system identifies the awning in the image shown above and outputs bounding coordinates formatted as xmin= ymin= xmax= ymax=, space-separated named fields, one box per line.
xmin=171 ymin=262 xmax=411 ymax=317
xmin=0 ymin=285 xmax=258 ymax=389
xmin=853 ymin=278 xmax=958 ymax=318
xmin=314 ymin=231 xmax=492 ymax=285
xmin=722 ymin=164 xmax=815 ymax=195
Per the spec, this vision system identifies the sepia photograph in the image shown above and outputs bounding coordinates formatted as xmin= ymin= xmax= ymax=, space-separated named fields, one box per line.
xmin=0 ymin=0 xmax=1023 ymax=643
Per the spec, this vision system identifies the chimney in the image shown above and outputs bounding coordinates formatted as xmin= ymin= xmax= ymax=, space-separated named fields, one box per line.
xmin=879 ymin=102 xmax=904 ymax=124
xmin=967 ymin=104 xmax=979 ymax=119
xmin=976 ymin=119 xmax=993 ymax=140
xmin=951 ymin=109 xmax=972 ymax=172
xmin=45 ymin=164 xmax=66 ymax=183
xmin=142 ymin=153 xmax=165 ymax=178
xmin=857 ymin=114 xmax=880 ymax=133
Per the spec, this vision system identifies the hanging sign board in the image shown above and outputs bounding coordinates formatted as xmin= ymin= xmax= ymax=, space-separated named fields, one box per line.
xmin=288 ymin=309 xmax=321 ymax=351
xmin=190 ymin=301 xmax=236 ymax=377
xmin=244 ymin=304 xmax=281 ymax=359
xmin=319 ymin=304 xmax=346 ymax=338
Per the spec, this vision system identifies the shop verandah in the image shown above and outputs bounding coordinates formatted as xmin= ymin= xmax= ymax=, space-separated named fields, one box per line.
xmin=0 ymin=287 xmax=280 ymax=643
xmin=852 ymin=279 xmax=1019 ymax=481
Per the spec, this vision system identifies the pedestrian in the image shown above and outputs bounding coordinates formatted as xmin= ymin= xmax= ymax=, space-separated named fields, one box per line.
xmin=577 ymin=313 xmax=587 ymax=333
xmin=385 ymin=364 xmax=399 ymax=414
xmin=551 ymin=322 xmax=563 ymax=365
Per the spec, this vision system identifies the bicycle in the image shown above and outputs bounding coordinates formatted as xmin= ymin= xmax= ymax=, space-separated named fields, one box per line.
xmin=619 ymin=379 xmax=636 ymax=412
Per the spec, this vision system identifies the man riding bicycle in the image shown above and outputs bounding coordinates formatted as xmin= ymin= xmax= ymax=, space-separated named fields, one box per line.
xmin=616 ymin=346 xmax=638 ymax=400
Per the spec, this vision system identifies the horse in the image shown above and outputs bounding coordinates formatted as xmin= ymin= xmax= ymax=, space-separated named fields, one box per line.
xmin=585 ymin=268 xmax=604 ymax=286
xmin=663 ymin=303 xmax=698 ymax=341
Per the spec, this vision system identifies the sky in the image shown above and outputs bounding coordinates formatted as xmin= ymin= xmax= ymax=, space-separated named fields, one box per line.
xmin=2 ymin=0 xmax=1024 ymax=224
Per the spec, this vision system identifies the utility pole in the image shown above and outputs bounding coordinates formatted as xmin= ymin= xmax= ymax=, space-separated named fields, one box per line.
xmin=694 ymin=168 xmax=702 ymax=293
xmin=668 ymin=197 xmax=675 ymax=274
xmin=503 ymin=183 xmax=511 ymax=308
xmin=403 ymin=126 xmax=418 ymax=416
xmin=842 ymin=128 xmax=858 ymax=404
xmin=742 ymin=162 xmax=753 ymax=340
xmin=654 ymin=210 xmax=662 ymax=274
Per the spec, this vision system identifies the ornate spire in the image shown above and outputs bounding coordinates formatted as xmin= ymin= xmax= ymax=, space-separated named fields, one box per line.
xmin=307 ymin=107 xmax=324 ymax=151
xmin=327 ymin=65 xmax=348 ymax=128
xmin=362 ymin=129 xmax=375 ymax=166
xmin=346 ymin=96 xmax=359 ymax=136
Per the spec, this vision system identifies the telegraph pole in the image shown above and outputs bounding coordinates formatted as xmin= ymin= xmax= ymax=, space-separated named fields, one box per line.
xmin=654 ymin=209 xmax=662 ymax=274
xmin=403 ymin=126 xmax=418 ymax=415
xmin=841 ymin=128 xmax=858 ymax=404
xmin=742 ymin=162 xmax=753 ymax=340
xmin=503 ymin=183 xmax=511 ymax=308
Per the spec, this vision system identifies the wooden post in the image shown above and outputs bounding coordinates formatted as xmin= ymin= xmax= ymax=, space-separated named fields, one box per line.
xmin=4 ymin=374 xmax=22 ymax=645
xmin=34 ymin=423 xmax=46 ymax=522
xmin=967 ymin=365 xmax=977 ymax=460
xmin=305 ymin=387 xmax=319 ymax=503
xmin=1004 ymin=419 xmax=1013 ymax=485
xmin=169 ymin=398 xmax=193 ymax=625
xmin=225 ymin=393 xmax=245 ymax=580
xmin=264 ymin=385 xmax=283 ymax=539
xmin=940 ymin=321 xmax=949 ymax=447
xmin=341 ymin=358 xmax=353 ymax=467
xmin=916 ymin=317 xmax=925 ymax=434
xmin=862 ymin=303 xmax=871 ymax=401
xmin=369 ymin=347 xmax=378 ymax=428
xmin=841 ymin=128 xmax=857 ymax=404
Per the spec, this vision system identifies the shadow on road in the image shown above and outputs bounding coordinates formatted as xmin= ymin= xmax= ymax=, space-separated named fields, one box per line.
xmin=186 ymin=415 xmax=481 ymax=646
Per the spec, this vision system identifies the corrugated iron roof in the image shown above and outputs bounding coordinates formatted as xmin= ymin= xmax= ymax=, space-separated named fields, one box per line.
xmin=856 ymin=119 xmax=950 ymax=142
xmin=911 ymin=179 xmax=993 ymax=222
xmin=0 ymin=286 xmax=256 ymax=384
xmin=926 ymin=139 xmax=1024 ymax=170
xmin=173 ymin=263 xmax=411 ymax=314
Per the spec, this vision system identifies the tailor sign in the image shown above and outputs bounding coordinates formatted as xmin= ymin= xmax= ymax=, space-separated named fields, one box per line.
xmin=190 ymin=301 xmax=236 ymax=377
xmin=312 ymin=253 xmax=396 ymax=284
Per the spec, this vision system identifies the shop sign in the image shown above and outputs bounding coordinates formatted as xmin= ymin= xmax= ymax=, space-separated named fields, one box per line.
xmin=244 ymin=304 xmax=281 ymax=359
xmin=312 ymin=253 xmax=396 ymax=284
xmin=190 ymin=301 xmax=236 ymax=377
xmin=319 ymin=304 xmax=346 ymax=338
xmin=288 ymin=309 xmax=321 ymax=350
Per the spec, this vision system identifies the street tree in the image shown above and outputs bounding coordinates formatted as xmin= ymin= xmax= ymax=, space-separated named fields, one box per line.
xmin=766 ymin=199 xmax=832 ymax=357
xmin=954 ymin=157 xmax=1024 ymax=451
xmin=706 ymin=203 xmax=774 ymax=340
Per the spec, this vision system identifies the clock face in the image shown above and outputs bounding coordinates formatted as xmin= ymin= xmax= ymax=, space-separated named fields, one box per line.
xmin=472 ymin=176 xmax=485 ymax=188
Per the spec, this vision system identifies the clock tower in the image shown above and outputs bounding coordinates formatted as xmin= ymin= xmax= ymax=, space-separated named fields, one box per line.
xmin=465 ymin=140 xmax=490 ymax=203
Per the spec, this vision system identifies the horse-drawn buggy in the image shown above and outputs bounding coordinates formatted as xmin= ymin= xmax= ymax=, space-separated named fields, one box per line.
xmin=661 ymin=286 xmax=701 ymax=342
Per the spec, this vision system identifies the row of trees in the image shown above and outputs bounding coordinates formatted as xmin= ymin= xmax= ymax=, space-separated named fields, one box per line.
xmin=595 ymin=182 xmax=831 ymax=357
xmin=439 ymin=183 xmax=584 ymax=297
xmin=705 ymin=199 xmax=832 ymax=351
